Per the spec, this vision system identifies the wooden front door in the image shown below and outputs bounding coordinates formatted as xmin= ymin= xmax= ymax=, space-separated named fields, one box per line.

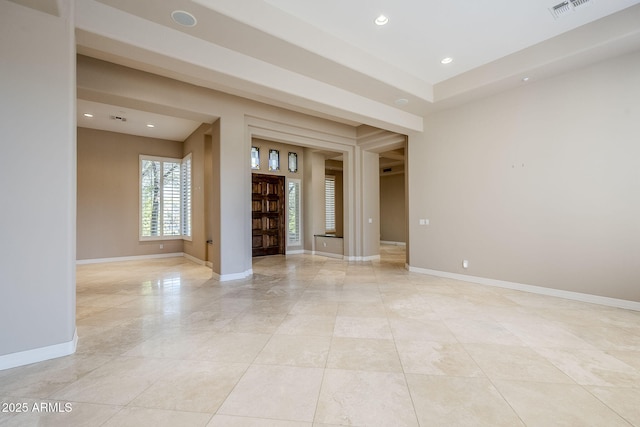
xmin=252 ymin=174 xmax=285 ymax=257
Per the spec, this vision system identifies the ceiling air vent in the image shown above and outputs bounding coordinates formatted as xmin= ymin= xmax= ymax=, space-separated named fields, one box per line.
xmin=550 ymin=1 xmax=571 ymax=19
xmin=570 ymin=0 xmax=592 ymax=8
xmin=110 ymin=115 xmax=127 ymax=122
xmin=549 ymin=0 xmax=593 ymax=19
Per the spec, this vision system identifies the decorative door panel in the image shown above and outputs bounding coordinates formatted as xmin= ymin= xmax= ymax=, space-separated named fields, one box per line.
xmin=251 ymin=174 xmax=285 ymax=257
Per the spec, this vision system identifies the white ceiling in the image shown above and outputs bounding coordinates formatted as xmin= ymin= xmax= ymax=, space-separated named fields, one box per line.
xmin=256 ymin=0 xmax=640 ymax=84
xmin=77 ymin=100 xmax=203 ymax=141
xmin=20 ymin=0 xmax=640 ymax=137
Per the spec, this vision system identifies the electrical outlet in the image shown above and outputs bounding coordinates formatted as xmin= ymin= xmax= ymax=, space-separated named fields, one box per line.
xmin=160 ymin=244 xmax=164 ymax=249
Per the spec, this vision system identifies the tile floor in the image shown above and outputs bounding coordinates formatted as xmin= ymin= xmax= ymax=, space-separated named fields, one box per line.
xmin=1 ymin=245 xmax=639 ymax=426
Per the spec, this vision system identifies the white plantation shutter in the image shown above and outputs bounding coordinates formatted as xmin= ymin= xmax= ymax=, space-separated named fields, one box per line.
xmin=181 ymin=154 xmax=192 ymax=238
xmin=140 ymin=155 xmax=192 ymax=240
xmin=141 ymin=159 xmax=161 ymax=237
xmin=288 ymin=179 xmax=301 ymax=245
xmin=162 ymin=161 xmax=181 ymax=236
xmin=325 ymin=175 xmax=336 ymax=233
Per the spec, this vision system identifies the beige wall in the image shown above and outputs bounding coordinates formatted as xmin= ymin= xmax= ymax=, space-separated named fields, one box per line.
xmin=303 ymin=150 xmax=327 ymax=252
xmin=361 ymin=150 xmax=380 ymax=257
xmin=1 ymin=2 xmax=76 ymax=362
xmin=408 ymin=49 xmax=640 ymax=302
xmin=77 ymin=127 xmax=184 ymax=260
xmin=209 ymin=120 xmax=221 ymax=273
xmin=380 ymin=173 xmax=406 ymax=243
xmin=183 ymin=123 xmax=211 ymax=262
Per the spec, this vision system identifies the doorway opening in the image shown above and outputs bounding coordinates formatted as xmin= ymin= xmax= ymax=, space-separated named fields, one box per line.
xmin=252 ymin=173 xmax=286 ymax=257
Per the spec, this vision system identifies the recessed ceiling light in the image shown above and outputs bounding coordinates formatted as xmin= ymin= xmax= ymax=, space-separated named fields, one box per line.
xmin=440 ymin=57 xmax=453 ymax=65
xmin=171 ymin=10 xmax=197 ymax=27
xmin=146 ymin=124 xmax=155 ymax=128
xmin=374 ymin=14 xmax=389 ymax=26
xmin=395 ymin=98 xmax=409 ymax=106
xmin=522 ymin=77 xmax=530 ymax=82
xmin=83 ymin=113 xmax=94 ymax=118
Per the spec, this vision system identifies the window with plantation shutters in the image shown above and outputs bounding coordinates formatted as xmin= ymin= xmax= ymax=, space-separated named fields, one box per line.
xmin=181 ymin=154 xmax=192 ymax=238
xmin=325 ymin=175 xmax=336 ymax=233
xmin=288 ymin=179 xmax=301 ymax=246
xmin=140 ymin=154 xmax=192 ymax=240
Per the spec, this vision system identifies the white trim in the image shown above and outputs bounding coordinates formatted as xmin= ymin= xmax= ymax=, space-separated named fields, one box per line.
xmin=183 ymin=252 xmax=205 ymax=266
xmin=408 ymin=266 xmax=640 ymax=312
xmin=286 ymin=250 xmax=305 ymax=255
xmin=342 ymin=255 xmax=380 ymax=261
xmin=0 ymin=329 xmax=77 ymax=371
xmin=219 ymin=269 xmax=253 ymax=282
xmin=380 ymin=241 xmax=406 ymax=246
xmin=314 ymin=251 xmax=344 ymax=259
xmin=76 ymin=253 xmax=184 ymax=265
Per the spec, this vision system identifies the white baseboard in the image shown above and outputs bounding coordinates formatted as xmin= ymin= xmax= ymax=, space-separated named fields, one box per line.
xmin=380 ymin=241 xmax=406 ymax=246
xmin=313 ymin=251 xmax=344 ymax=259
xmin=343 ymin=255 xmax=381 ymax=261
xmin=76 ymin=253 xmax=184 ymax=265
xmin=286 ymin=250 xmax=305 ymax=255
xmin=183 ymin=253 xmax=206 ymax=266
xmin=217 ymin=269 xmax=253 ymax=282
xmin=408 ymin=266 xmax=640 ymax=312
xmin=0 ymin=329 xmax=77 ymax=371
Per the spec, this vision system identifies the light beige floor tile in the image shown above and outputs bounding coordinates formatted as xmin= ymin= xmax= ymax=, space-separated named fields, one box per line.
xmin=326 ymin=337 xmax=402 ymax=372
xmin=464 ymin=343 xmax=574 ymax=383
xmin=122 ymin=330 xmax=216 ymax=359
xmin=4 ymin=249 xmax=640 ymax=427
xmin=207 ymin=415 xmax=312 ymax=426
xmin=218 ymin=365 xmax=323 ymax=422
xmin=130 ymin=360 xmax=248 ymax=413
xmin=567 ymin=325 xmax=640 ymax=351
xmin=587 ymin=386 xmax=640 ymax=426
xmin=406 ymin=374 xmax=524 ymax=427
xmin=101 ymin=407 xmax=211 ymax=427
xmin=336 ymin=302 xmax=386 ymax=318
xmin=221 ymin=312 xmax=288 ymax=334
xmin=0 ymin=354 xmax=112 ymax=398
xmin=254 ymin=335 xmax=330 ymax=368
xmin=443 ymin=317 xmax=524 ymax=345
xmin=533 ymin=347 xmax=640 ymax=387
xmin=275 ymin=315 xmax=336 ymax=337
xmin=333 ymin=316 xmax=392 ymax=339
xmin=50 ymin=357 xmax=172 ymax=405
xmin=395 ymin=341 xmax=484 ymax=377
xmin=315 ymin=369 xmax=418 ymax=426
xmin=606 ymin=350 xmax=640 ymax=371
xmin=500 ymin=319 xmax=595 ymax=349
xmin=76 ymin=323 xmax=162 ymax=356
xmin=288 ymin=301 xmax=339 ymax=317
xmin=0 ymin=399 xmax=121 ymax=427
xmin=193 ymin=333 xmax=272 ymax=363
xmin=493 ymin=379 xmax=631 ymax=427
xmin=388 ymin=318 xmax=457 ymax=343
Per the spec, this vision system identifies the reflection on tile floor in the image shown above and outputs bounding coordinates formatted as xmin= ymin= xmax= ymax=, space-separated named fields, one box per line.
xmin=1 ymin=245 xmax=639 ymax=426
